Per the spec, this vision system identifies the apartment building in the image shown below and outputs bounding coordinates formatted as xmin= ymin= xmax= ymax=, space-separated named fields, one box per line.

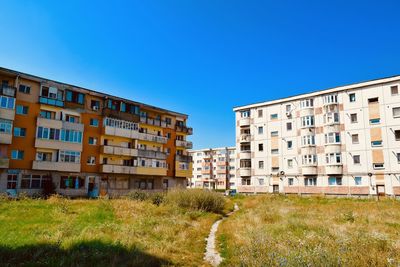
xmin=188 ymin=147 xmax=236 ymax=190
xmin=0 ymin=67 xmax=193 ymax=197
xmin=234 ymin=75 xmax=400 ymax=196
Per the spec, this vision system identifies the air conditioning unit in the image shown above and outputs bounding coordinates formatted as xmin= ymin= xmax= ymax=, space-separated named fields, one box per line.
xmin=92 ymin=106 xmax=99 ymax=111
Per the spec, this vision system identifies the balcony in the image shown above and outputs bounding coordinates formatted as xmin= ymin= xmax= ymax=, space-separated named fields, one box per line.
xmin=32 ymin=161 xmax=80 ymax=172
xmin=102 ymin=108 xmax=140 ymax=122
xmin=175 ymin=125 xmax=193 ymax=135
xmin=301 ymin=166 xmax=317 ymax=175
xmin=140 ymin=116 xmax=167 ymax=128
xmin=301 ymin=146 xmax=316 ymax=155
xmin=0 ymin=108 xmax=15 ymax=121
xmin=176 ymin=154 xmax=192 ymax=163
xmin=37 ymin=117 xmax=84 ymax=131
xmin=103 ymin=117 xmax=139 ymax=139
xmin=299 ymin=108 xmax=314 ymax=117
xmin=175 ymin=161 xmax=192 ymax=178
xmin=0 ymin=132 xmax=12 ymax=144
xmin=240 ymin=134 xmax=251 ymax=143
xmin=217 ymin=169 xmax=227 ymax=174
xmin=239 ymin=151 xmax=251 ymax=159
xmin=325 ymin=143 xmax=341 ymax=154
xmin=175 ymin=139 xmax=193 ymax=149
xmin=101 ymin=145 xmax=138 ymax=157
xmin=0 ymin=158 xmax=9 ymax=168
xmin=39 ymin=96 xmax=64 ymax=107
xmin=136 ymin=166 xmax=168 ymax=176
xmin=1 ymin=85 xmax=16 ymax=97
xmin=35 ymin=139 xmax=83 ymax=151
xmin=137 ymin=132 xmax=168 ymax=144
xmin=138 ymin=149 xmax=167 ymax=160
xmin=239 ymin=168 xmax=251 ymax=177
xmin=239 ymin=117 xmax=250 ymax=127
xmin=325 ymin=165 xmax=343 ymax=175
xmin=101 ymin=164 xmax=135 ymax=174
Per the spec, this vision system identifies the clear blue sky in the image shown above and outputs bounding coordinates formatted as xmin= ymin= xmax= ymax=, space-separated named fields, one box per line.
xmin=1 ymin=1 xmax=399 ymax=149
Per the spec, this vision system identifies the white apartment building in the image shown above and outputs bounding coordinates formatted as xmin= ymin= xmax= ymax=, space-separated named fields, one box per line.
xmin=188 ymin=147 xmax=236 ymax=190
xmin=234 ymin=75 xmax=400 ymax=196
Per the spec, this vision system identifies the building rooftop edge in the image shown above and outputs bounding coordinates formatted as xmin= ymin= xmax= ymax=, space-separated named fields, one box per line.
xmin=188 ymin=146 xmax=236 ymax=153
xmin=0 ymin=66 xmax=189 ymax=118
xmin=233 ymin=74 xmax=400 ymax=112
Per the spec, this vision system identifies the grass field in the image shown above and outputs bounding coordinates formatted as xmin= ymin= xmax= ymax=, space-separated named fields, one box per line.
xmin=0 ymin=190 xmax=229 ymax=267
xmin=218 ymin=195 xmax=400 ymax=266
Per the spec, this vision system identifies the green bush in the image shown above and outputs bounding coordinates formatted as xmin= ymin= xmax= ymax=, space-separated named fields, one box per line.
xmin=166 ymin=189 xmax=225 ymax=213
xmin=150 ymin=192 xmax=165 ymax=206
xmin=126 ymin=190 xmax=150 ymax=201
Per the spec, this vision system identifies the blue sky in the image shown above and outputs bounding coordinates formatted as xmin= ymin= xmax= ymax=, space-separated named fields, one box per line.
xmin=1 ymin=1 xmax=399 ymax=149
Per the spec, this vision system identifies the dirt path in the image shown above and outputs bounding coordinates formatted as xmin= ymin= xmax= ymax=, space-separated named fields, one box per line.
xmin=204 ymin=203 xmax=239 ymax=266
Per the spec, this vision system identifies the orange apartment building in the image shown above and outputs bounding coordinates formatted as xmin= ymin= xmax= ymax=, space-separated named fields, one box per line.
xmin=0 ymin=67 xmax=193 ymax=197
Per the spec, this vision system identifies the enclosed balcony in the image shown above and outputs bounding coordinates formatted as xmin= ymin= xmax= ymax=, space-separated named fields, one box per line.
xmin=325 ymin=165 xmax=343 ymax=175
xmin=176 ymin=154 xmax=193 ymax=163
xmin=32 ymin=161 xmax=80 ymax=172
xmin=240 ymin=134 xmax=251 ymax=143
xmin=101 ymin=164 xmax=135 ymax=174
xmin=175 ymin=139 xmax=193 ymax=149
xmin=37 ymin=117 xmax=84 ymax=132
xmin=239 ymin=151 xmax=251 ymax=159
xmin=0 ymin=108 xmax=15 ymax=121
xmin=1 ymin=85 xmax=16 ymax=97
xmin=139 ymin=116 xmax=167 ymax=128
xmin=101 ymin=145 xmax=138 ymax=157
xmin=301 ymin=166 xmax=318 ymax=175
xmin=103 ymin=117 xmax=139 ymax=139
xmin=239 ymin=168 xmax=251 ymax=177
xmin=39 ymin=96 xmax=64 ymax=107
xmin=239 ymin=117 xmax=250 ymax=127
xmin=138 ymin=149 xmax=167 ymax=160
xmin=137 ymin=132 xmax=168 ymax=144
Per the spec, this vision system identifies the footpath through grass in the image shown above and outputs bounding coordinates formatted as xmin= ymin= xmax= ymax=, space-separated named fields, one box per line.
xmin=0 ymin=189 xmax=228 ymax=267
xmin=218 ymin=195 xmax=400 ymax=267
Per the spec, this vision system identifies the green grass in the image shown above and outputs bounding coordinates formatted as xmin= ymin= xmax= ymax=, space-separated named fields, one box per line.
xmin=0 ymin=195 xmax=220 ymax=266
xmin=218 ymin=195 xmax=400 ymax=267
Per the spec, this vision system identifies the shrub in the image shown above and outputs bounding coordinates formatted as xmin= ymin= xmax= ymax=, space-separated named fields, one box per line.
xmin=127 ymin=190 xmax=150 ymax=201
xmin=166 ymin=189 xmax=225 ymax=213
xmin=150 ymin=192 xmax=165 ymax=206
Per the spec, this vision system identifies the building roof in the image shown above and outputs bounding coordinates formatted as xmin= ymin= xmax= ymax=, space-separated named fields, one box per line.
xmin=0 ymin=66 xmax=188 ymax=118
xmin=188 ymin=146 xmax=236 ymax=153
xmin=233 ymin=74 xmax=400 ymax=111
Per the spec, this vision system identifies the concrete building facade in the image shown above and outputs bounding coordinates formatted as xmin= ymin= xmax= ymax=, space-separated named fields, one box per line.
xmin=188 ymin=147 xmax=236 ymax=190
xmin=234 ymin=75 xmax=400 ymax=196
xmin=0 ymin=67 xmax=193 ymax=197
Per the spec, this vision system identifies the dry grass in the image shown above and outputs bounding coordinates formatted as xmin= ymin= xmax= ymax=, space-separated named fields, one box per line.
xmin=218 ymin=195 xmax=400 ymax=267
xmin=0 ymin=195 xmax=221 ymax=266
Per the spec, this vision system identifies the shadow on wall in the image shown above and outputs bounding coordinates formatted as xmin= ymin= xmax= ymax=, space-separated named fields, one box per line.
xmin=0 ymin=240 xmax=172 ymax=267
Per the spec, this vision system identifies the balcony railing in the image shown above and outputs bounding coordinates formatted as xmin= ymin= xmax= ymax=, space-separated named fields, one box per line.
xmin=39 ymin=96 xmax=64 ymax=107
xmin=176 ymin=154 xmax=192 ymax=163
xmin=137 ymin=149 xmax=167 ymax=160
xmin=101 ymin=145 xmax=138 ymax=157
xmin=175 ymin=125 xmax=193 ymax=135
xmin=1 ymin=85 xmax=16 ymax=97
xmin=175 ymin=140 xmax=193 ymax=149
xmin=137 ymin=132 xmax=168 ymax=144
xmin=140 ymin=116 xmax=167 ymax=128
xmin=32 ymin=160 xmax=80 ymax=172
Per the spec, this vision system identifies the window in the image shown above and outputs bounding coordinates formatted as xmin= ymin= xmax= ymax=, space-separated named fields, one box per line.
xmin=395 ymin=130 xmax=400 ymax=141
xmin=36 ymin=152 xmax=52 ymax=161
xmin=270 ymin=113 xmax=278 ymax=120
xmin=325 ymin=132 xmax=341 ymax=144
xmin=373 ymin=163 xmax=384 ymax=170
xmin=324 ymin=113 xmax=339 ymax=125
xmin=258 ymin=109 xmax=263 ymax=118
xmin=368 ymin=97 xmax=379 ymax=104
xmin=13 ymin=127 xmax=26 ymax=137
xmin=258 ymin=143 xmax=263 ymax=151
xmin=258 ymin=126 xmax=263 ymax=134
xmin=90 ymin=118 xmax=99 ymax=127
xmin=258 ymin=161 xmax=264 ymax=169
xmin=288 ymin=178 xmax=294 ymax=186
xmin=300 ymin=99 xmax=313 ymax=108
xmin=301 ymin=116 xmax=314 ymax=127
xmin=323 ymin=94 xmax=338 ymax=104
xmin=11 ymin=150 xmax=24 ymax=160
xmin=88 ymin=137 xmax=97 ymax=145
xmin=91 ymin=100 xmax=100 ymax=110
xmin=286 ymin=104 xmax=291 ymax=113
xmin=271 ymin=149 xmax=279 ymax=155
xmin=355 ymin=177 xmax=362 ymax=185
xmin=271 ymin=167 xmax=279 ymax=172
xmin=287 ymin=159 xmax=293 ymax=168
xmin=286 ymin=122 xmax=292 ymax=131
xmin=302 ymin=154 xmax=317 ymax=165
xmin=287 ymin=140 xmax=293 ymax=149
xmin=304 ymin=177 xmax=317 ymax=186
xmin=352 ymin=134 xmax=359 ymax=144
xmin=301 ymin=135 xmax=315 ymax=146
xmin=0 ymin=95 xmax=15 ymax=109
xmin=59 ymin=150 xmax=81 ymax=163
xmin=39 ymin=110 xmax=56 ymax=119
xmin=16 ymin=105 xmax=28 ymax=115
xmin=271 ymin=131 xmax=278 ymax=137
xmin=391 ymin=86 xmax=398 ymax=95
xmin=241 ymin=110 xmax=250 ymax=118
xmin=240 ymin=159 xmax=251 ymax=168
xmin=328 ymin=177 xmax=342 ymax=186
xmin=7 ymin=174 xmax=17 ymax=189
xmin=65 ymin=90 xmax=85 ymax=104
xmin=371 ymin=141 xmax=382 ymax=147
xmin=326 ymin=153 xmax=341 ymax=164
xmin=18 ymin=84 xmax=31 ymax=94
xmin=87 ymin=156 xmax=96 ymax=165
xmin=353 ymin=155 xmax=360 ymax=164
xmin=349 ymin=93 xmax=356 ymax=102
xmin=370 ymin=118 xmax=380 ymax=124
xmin=0 ymin=119 xmax=12 ymax=134
xmin=350 ymin=113 xmax=358 ymax=123
xmin=60 ymin=176 xmax=84 ymax=189
xmin=242 ymin=178 xmax=251 ymax=185
xmin=21 ymin=174 xmax=50 ymax=189
xmin=393 ymin=107 xmax=400 ymax=118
